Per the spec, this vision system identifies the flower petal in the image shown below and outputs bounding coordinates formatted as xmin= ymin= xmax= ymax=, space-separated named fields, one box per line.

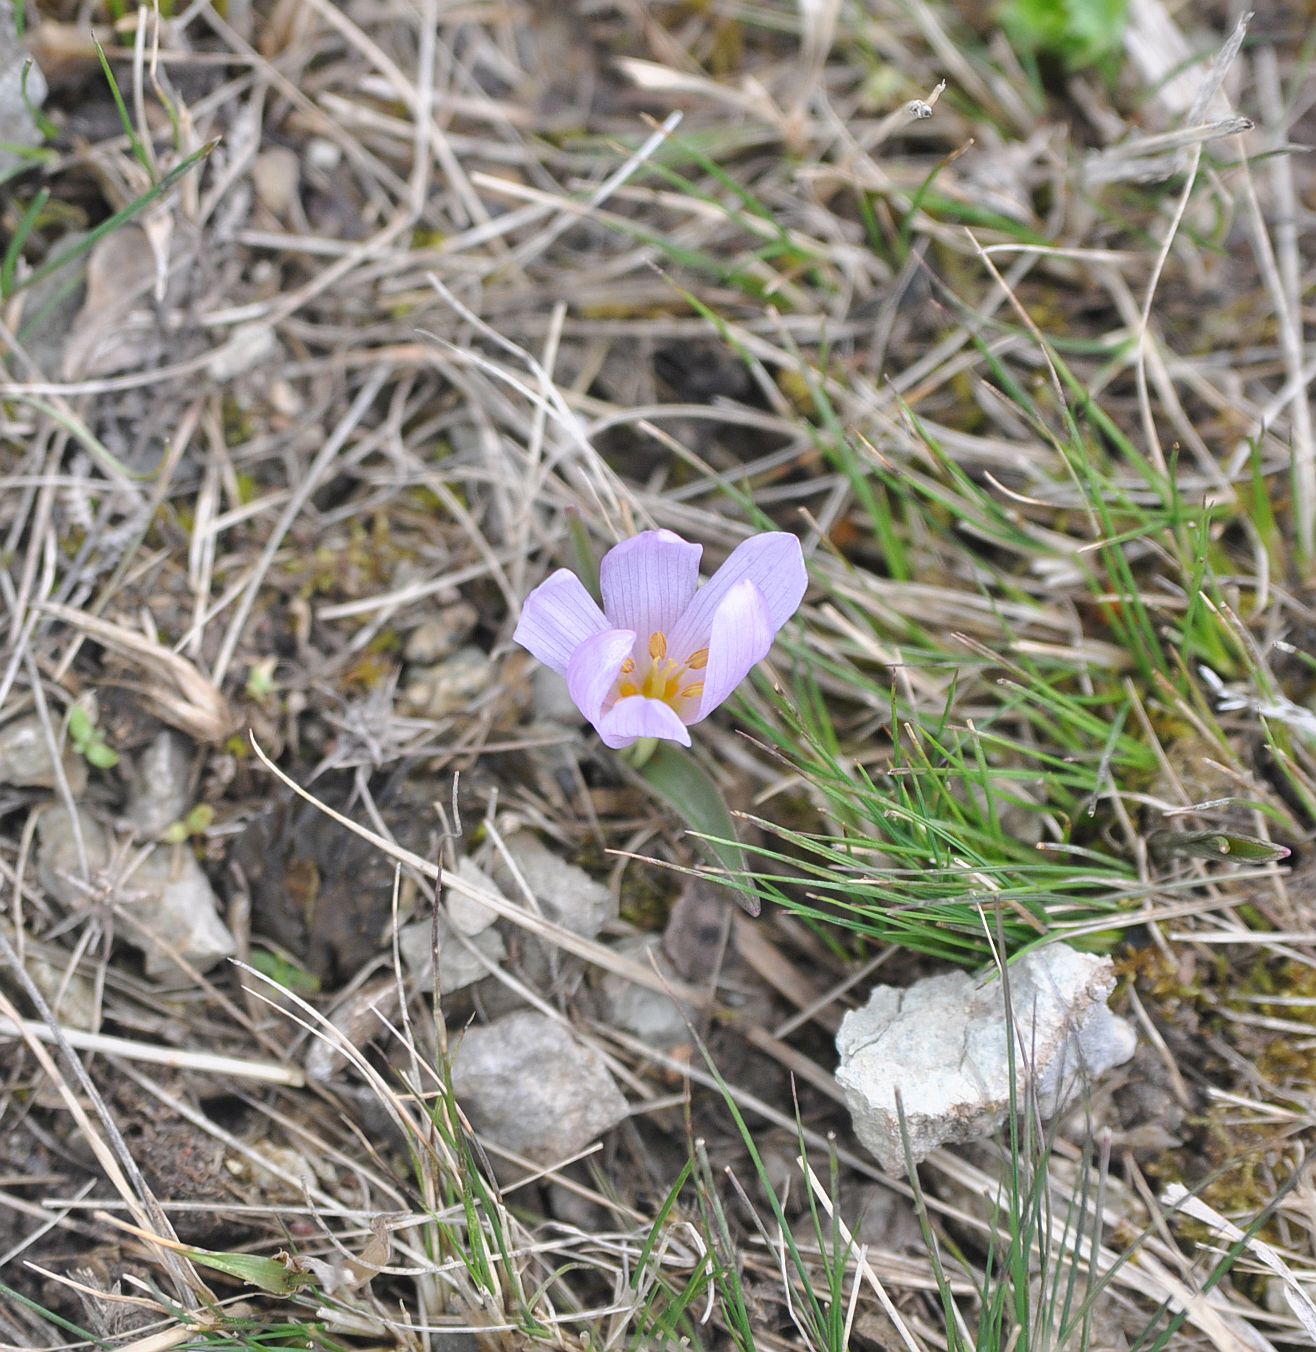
xmin=566 ymin=628 xmax=635 ymax=725
xmin=513 ymin=569 xmax=608 ymax=675
xmin=669 ymin=532 xmax=806 ymax=658
xmin=599 ymin=530 xmax=702 ymax=637
xmin=690 ymin=579 xmax=774 ymax=723
xmin=597 ymin=696 xmax=692 ymax=749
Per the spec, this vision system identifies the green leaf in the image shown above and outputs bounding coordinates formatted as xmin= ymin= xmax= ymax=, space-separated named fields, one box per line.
xmin=181 ymin=1245 xmax=314 ymax=1295
xmin=248 ymin=948 xmax=322 ymax=995
xmin=184 ymin=803 xmax=214 ymax=833
xmin=566 ymin=509 xmax=600 ymax=601
xmin=1148 ymin=830 xmax=1291 ymax=865
xmin=84 ymin=740 xmax=119 ymax=770
xmin=66 ymin=706 xmax=93 ymax=747
xmin=630 ymin=742 xmax=759 ymax=915
xmin=1000 ymin=0 xmax=1128 ymax=70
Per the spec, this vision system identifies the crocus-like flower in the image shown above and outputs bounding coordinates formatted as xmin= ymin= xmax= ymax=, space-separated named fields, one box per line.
xmin=514 ymin=530 xmax=807 ymax=749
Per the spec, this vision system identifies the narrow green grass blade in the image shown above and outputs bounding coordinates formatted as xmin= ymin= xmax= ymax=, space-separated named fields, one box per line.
xmin=2 ymin=185 xmax=49 ymax=296
xmin=92 ymin=30 xmax=153 ymax=179
xmin=4 ymin=140 xmax=215 ymax=301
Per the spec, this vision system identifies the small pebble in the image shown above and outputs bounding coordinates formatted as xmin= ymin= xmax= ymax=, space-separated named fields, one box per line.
xmin=449 ymin=1010 xmax=629 ymax=1164
xmin=0 ymin=715 xmax=86 ymax=794
xmin=402 ymin=645 xmax=493 ymax=719
xmin=598 ymin=935 xmax=691 ymax=1049
xmin=122 ymin=730 xmax=192 ymax=837
xmin=404 ymin=604 xmax=478 ymax=665
xmin=36 ymin=806 xmax=234 ymax=978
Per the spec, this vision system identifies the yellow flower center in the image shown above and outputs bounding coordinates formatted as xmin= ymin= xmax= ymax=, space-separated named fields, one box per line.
xmin=616 ymin=632 xmax=709 ymax=711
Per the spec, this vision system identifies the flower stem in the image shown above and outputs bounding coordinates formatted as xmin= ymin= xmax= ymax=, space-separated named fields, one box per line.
xmin=624 ymin=737 xmax=659 ymax=769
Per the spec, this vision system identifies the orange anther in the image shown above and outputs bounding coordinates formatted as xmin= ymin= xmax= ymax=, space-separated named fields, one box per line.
xmin=686 ymin=647 xmax=709 ymax=670
xmin=649 ymin=631 xmax=667 ymax=661
xmin=680 ymin=682 xmax=704 ymax=701
xmin=620 ymin=657 xmax=636 ymax=674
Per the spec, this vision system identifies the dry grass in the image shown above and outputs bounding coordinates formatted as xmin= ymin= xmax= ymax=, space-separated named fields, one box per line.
xmin=3 ymin=1 xmax=1316 ymax=1349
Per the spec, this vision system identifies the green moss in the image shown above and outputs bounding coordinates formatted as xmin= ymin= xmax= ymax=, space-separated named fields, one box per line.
xmin=617 ymin=863 xmax=680 ymax=931
xmin=340 ymin=629 xmax=403 ymax=694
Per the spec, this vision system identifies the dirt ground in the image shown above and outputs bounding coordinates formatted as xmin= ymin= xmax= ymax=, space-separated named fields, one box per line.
xmin=3 ymin=2 xmax=1316 ymax=1349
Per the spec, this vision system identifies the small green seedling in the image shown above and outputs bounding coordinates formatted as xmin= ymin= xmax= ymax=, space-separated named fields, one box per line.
xmin=245 ymin=657 xmax=278 ymax=700
xmin=161 ymin=803 xmax=214 ymax=845
xmin=67 ymin=705 xmax=118 ymax=769
xmin=248 ymin=948 xmax=321 ymax=995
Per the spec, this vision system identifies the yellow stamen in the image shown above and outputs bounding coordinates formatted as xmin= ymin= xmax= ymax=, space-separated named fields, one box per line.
xmin=680 ymin=682 xmax=704 ymax=701
xmin=649 ymin=631 xmax=667 ymax=661
xmin=685 ymin=647 xmax=709 ymax=670
xmin=619 ymin=657 xmax=635 ymax=674
xmin=618 ymin=681 xmax=639 ymax=698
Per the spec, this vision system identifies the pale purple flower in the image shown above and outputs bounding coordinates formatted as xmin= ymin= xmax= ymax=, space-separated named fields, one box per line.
xmin=514 ymin=530 xmax=807 ymax=749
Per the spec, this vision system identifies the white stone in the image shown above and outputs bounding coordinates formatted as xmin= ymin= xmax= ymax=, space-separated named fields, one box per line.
xmin=23 ymin=950 xmax=99 ymax=1030
xmin=836 ymin=946 xmax=1136 ymax=1170
xmin=449 ymin=1010 xmax=628 ymax=1163
xmin=251 ymin=145 xmax=299 ymax=216
xmin=398 ymin=857 xmax=508 ymax=993
xmin=36 ymin=805 xmax=113 ymax=908
xmin=531 ymin=663 xmax=582 ymax=724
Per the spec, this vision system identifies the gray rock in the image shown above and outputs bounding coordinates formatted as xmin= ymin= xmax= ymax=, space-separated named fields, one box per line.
xmin=449 ymin=1010 xmax=628 ymax=1163
xmin=305 ymin=978 xmax=400 ymax=1082
xmin=36 ymin=806 xmax=234 ymax=978
xmin=835 ymin=946 xmax=1136 ymax=1170
xmin=12 ymin=229 xmax=87 ymax=377
xmin=116 ymin=845 xmax=236 ymax=978
xmin=205 ymin=320 xmax=277 ymax=382
xmin=532 ymin=662 xmax=582 ymax=724
xmin=490 ymin=833 xmax=615 ymax=940
xmin=0 ymin=714 xmax=85 ymax=793
xmin=122 ymin=730 xmax=192 ymax=837
xmin=402 ymin=645 xmax=493 ymax=719
xmin=398 ymin=911 xmax=506 ymax=993
xmin=252 ymin=144 xmax=300 ymax=216
xmin=0 ymin=3 xmax=46 ymax=181
xmin=598 ymin=935 xmax=691 ymax=1048
xmin=404 ymin=604 xmax=478 ymax=665
xmin=36 ymin=805 xmax=113 ymax=908
xmin=399 ymin=857 xmax=508 ymax=992
xmin=446 ymin=857 xmax=502 ymax=936
xmin=21 ymin=949 xmax=99 ymax=1030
